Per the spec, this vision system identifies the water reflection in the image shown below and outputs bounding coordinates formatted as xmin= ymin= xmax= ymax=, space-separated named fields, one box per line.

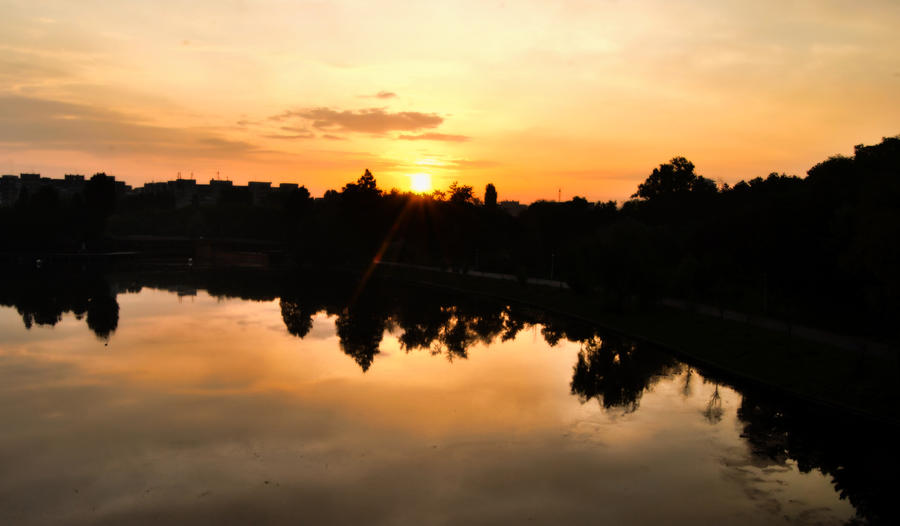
xmin=736 ymin=393 xmax=898 ymax=525
xmin=0 ymin=271 xmax=120 ymax=339
xmin=0 ymin=269 xmax=895 ymax=524
xmin=570 ymin=335 xmax=680 ymax=413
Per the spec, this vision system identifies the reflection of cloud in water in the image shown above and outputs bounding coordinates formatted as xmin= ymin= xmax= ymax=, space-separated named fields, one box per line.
xmin=0 ymin=276 xmax=864 ymax=525
xmin=718 ymin=453 xmax=846 ymax=525
xmin=305 ymin=313 xmax=338 ymax=341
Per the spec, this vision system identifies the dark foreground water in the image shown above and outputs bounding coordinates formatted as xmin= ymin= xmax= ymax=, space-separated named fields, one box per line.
xmin=0 ymin=271 xmax=895 ymax=525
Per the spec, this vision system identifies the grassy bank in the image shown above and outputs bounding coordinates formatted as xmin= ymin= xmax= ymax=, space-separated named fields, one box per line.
xmin=373 ymin=264 xmax=900 ymax=424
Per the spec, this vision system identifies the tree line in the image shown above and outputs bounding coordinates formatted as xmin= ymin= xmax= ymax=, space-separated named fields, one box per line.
xmin=1 ymin=136 xmax=898 ymax=340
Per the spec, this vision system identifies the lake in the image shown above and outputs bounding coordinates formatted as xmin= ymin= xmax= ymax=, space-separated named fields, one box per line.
xmin=0 ymin=270 xmax=894 ymax=525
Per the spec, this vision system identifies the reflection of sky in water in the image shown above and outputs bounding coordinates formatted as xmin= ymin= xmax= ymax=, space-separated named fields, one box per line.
xmin=0 ymin=289 xmax=855 ymax=525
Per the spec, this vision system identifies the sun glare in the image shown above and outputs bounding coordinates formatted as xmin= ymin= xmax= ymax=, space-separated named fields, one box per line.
xmin=409 ymin=173 xmax=433 ymax=193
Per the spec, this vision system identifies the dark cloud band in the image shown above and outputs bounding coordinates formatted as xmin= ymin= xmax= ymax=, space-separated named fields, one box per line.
xmin=270 ymin=107 xmax=443 ymax=134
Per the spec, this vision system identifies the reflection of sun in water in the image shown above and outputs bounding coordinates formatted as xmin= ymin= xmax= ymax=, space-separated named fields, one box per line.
xmin=409 ymin=173 xmax=432 ymax=193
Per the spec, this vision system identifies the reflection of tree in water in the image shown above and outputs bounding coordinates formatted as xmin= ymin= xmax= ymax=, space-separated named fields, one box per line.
xmin=540 ymin=316 xmax=596 ymax=347
xmin=737 ymin=393 xmax=899 ymax=525
xmin=682 ymin=367 xmax=694 ymax=398
xmin=85 ymin=280 xmax=119 ymax=340
xmin=432 ymin=307 xmax=479 ymax=359
xmin=0 ymin=271 xmax=119 ymax=340
xmin=702 ymin=384 xmax=723 ymax=424
xmin=391 ymin=297 xmax=514 ymax=361
xmin=433 ymin=305 xmax=507 ymax=360
xmin=195 ymin=271 xmax=610 ymax=371
xmin=570 ymin=335 xmax=680 ymax=413
xmin=280 ymin=298 xmax=316 ymax=338
xmin=8 ymin=268 xmax=893 ymax=524
xmin=500 ymin=306 xmax=527 ymax=341
xmin=300 ymin=283 xmax=605 ymax=369
xmin=395 ymin=305 xmax=447 ymax=354
xmin=335 ymin=306 xmax=386 ymax=372
xmin=273 ymin=278 xmax=677 ymax=410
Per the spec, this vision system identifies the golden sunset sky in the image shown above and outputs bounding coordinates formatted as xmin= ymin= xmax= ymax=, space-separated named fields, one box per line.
xmin=1 ymin=1 xmax=898 ymax=201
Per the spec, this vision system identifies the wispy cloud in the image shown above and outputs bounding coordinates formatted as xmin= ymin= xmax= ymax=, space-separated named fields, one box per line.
xmin=270 ymin=107 xmax=443 ymax=134
xmin=396 ymin=132 xmax=469 ymax=142
xmin=264 ymin=132 xmax=315 ymax=140
xmin=442 ymin=158 xmax=501 ymax=169
xmin=270 ymin=126 xmax=316 ymax=139
xmin=0 ymin=95 xmax=259 ymax=158
xmin=357 ymin=91 xmax=397 ymax=99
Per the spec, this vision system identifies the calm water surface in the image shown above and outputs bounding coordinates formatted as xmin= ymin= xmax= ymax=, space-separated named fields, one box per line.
xmin=0 ymin=273 xmax=887 ymax=525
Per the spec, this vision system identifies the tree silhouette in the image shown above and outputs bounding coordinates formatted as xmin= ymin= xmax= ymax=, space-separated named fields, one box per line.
xmin=358 ymin=169 xmax=377 ymax=192
xmin=632 ymin=157 xmax=717 ymax=200
xmin=484 ymin=183 xmax=497 ymax=207
xmin=342 ymin=169 xmax=380 ymax=197
xmin=84 ymin=172 xmax=118 ymax=240
xmin=448 ymin=181 xmax=477 ymax=204
xmin=4 ymin=135 xmax=899 ymax=345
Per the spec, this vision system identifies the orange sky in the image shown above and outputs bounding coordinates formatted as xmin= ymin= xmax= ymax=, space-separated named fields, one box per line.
xmin=1 ymin=1 xmax=898 ymax=202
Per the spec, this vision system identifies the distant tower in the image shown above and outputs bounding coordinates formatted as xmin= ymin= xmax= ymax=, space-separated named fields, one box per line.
xmin=558 ymin=188 xmax=561 ymax=202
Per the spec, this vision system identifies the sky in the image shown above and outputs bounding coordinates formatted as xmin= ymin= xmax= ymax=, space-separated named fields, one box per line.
xmin=0 ymin=0 xmax=898 ymax=202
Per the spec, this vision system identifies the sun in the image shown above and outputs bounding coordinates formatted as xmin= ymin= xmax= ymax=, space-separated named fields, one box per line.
xmin=409 ymin=173 xmax=433 ymax=193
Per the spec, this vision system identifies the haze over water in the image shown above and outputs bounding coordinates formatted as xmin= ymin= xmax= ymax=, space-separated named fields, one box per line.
xmin=0 ymin=282 xmax=859 ymax=525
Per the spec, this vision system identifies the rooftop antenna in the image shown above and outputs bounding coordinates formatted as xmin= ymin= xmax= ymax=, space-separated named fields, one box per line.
xmin=558 ymin=188 xmax=561 ymax=202
xmin=177 ymin=171 xmax=181 ymax=180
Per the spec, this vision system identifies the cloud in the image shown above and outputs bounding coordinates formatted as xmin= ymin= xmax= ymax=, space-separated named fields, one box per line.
xmin=0 ymin=95 xmax=259 ymax=158
xmin=264 ymin=133 xmax=315 ymax=140
xmin=0 ymin=52 xmax=71 ymax=87
xmin=396 ymin=132 xmax=470 ymax=142
xmin=442 ymin=158 xmax=501 ymax=169
xmin=271 ymin=126 xmax=315 ymax=139
xmin=357 ymin=91 xmax=397 ymax=99
xmin=321 ymin=134 xmax=346 ymax=140
xmin=270 ymin=107 xmax=443 ymax=134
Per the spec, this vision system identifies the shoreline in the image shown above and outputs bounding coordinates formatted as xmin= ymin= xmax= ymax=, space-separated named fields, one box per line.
xmin=370 ymin=264 xmax=900 ymax=426
xmin=3 ymin=258 xmax=897 ymax=425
